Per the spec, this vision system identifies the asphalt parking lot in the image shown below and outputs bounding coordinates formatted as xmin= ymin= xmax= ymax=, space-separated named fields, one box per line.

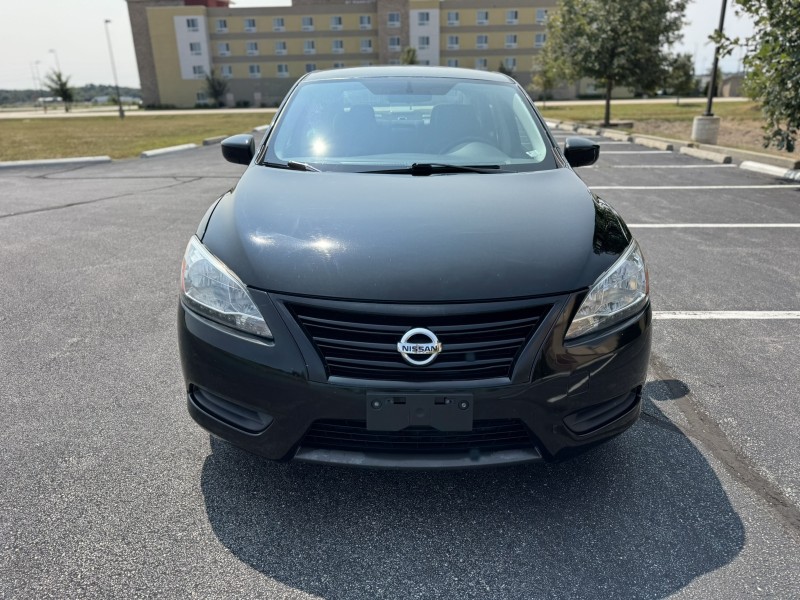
xmin=2 ymin=130 xmax=800 ymax=599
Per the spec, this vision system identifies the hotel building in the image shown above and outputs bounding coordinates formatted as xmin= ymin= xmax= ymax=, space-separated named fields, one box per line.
xmin=127 ymin=0 xmax=558 ymax=108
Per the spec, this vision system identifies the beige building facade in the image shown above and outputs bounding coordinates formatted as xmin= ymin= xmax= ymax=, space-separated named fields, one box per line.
xmin=127 ymin=0 xmax=557 ymax=108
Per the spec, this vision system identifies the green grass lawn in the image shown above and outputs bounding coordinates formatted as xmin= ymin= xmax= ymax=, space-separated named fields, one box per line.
xmin=537 ymin=100 xmax=763 ymax=124
xmin=0 ymin=112 xmax=276 ymax=161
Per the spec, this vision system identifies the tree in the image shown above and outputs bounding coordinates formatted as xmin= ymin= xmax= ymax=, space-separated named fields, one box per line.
xmin=497 ymin=61 xmax=514 ymax=78
xmin=400 ymin=47 xmax=418 ymax=65
xmin=205 ymin=70 xmax=228 ymax=107
xmin=665 ymin=53 xmax=697 ymax=101
xmin=43 ymin=70 xmax=74 ymax=112
xmin=720 ymin=0 xmax=799 ymax=152
xmin=530 ymin=21 xmax=572 ymax=107
xmin=542 ymin=0 xmax=688 ymax=126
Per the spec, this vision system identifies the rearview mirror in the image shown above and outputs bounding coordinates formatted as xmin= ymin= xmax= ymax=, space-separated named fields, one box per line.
xmin=221 ymin=134 xmax=255 ymax=165
xmin=564 ymin=137 xmax=600 ymax=168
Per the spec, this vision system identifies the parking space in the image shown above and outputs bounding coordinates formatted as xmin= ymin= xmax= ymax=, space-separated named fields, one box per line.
xmin=2 ymin=134 xmax=800 ymax=598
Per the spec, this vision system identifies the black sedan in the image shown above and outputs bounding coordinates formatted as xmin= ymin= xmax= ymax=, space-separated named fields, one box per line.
xmin=178 ymin=67 xmax=651 ymax=468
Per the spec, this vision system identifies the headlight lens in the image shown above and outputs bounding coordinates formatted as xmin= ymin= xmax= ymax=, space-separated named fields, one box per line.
xmin=180 ymin=236 xmax=273 ymax=339
xmin=565 ymin=240 xmax=649 ymax=340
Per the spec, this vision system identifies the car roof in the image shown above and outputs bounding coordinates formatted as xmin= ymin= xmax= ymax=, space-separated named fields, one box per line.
xmin=302 ymin=66 xmax=515 ymax=83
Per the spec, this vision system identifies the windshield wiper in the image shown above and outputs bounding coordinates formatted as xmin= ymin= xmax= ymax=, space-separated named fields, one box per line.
xmin=364 ymin=163 xmax=506 ymax=175
xmin=286 ymin=160 xmax=320 ymax=172
xmin=263 ymin=160 xmax=320 ymax=172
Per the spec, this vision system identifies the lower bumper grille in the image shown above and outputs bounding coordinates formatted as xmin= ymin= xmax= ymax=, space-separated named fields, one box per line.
xmin=301 ymin=419 xmax=537 ymax=454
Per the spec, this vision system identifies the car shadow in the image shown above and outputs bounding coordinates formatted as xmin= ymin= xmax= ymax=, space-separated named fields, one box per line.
xmin=200 ymin=380 xmax=744 ymax=599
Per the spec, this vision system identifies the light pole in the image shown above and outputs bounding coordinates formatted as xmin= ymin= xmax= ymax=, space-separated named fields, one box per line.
xmin=48 ymin=48 xmax=62 ymax=73
xmin=691 ymin=0 xmax=727 ymax=145
xmin=104 ymin=19 xmax=125 ymax=119
xmin=31 ymin=60 xmax=47 ymax=112
xmin=704 ymin=0 xmax=728 ymax=117
xmin=33 ymin=60 xmax=46 ymax=113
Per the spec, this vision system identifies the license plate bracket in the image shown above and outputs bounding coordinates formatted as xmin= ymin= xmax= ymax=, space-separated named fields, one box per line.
xmin=366 ymin=394 xmax=473 ymax=431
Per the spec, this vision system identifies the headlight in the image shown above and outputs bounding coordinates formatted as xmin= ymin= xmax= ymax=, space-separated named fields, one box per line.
xmin=180 ymin=236 xmax=273 ymax=339
xmin=565 ymin=240 xmax=649 ymax=340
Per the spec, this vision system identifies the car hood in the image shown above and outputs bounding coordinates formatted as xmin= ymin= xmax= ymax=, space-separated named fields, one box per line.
xmin=201 ymin=167 xmax=631 ymax=302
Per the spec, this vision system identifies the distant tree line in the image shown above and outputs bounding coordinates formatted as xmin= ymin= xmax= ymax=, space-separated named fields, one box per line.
xmin=0 ymin=83 xmax=141 ymax=105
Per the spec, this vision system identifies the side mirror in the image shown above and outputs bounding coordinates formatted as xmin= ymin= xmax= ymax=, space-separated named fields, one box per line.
xmin=564 ymin=136 xmax=600 ymax=168
xmin=221 ymin=134 xmax=255 ymax=165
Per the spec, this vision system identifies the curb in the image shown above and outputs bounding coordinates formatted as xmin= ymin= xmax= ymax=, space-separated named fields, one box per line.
xmin=140 ymin=143 xmax=198 ymax=158
xmin=0 ymin=156 xmax=112 ymax=169
xmin=633 ymin=136 xmax=674 ymax=151
xmin=679 ymin=146 xmax=732 ymax=164
xmin=740 ymin=161 xmax=800 ymax=181
xmin=576 ymin=127 xmax=600 ymax=136
xmin=202 ymin=135 xmax=226 ymax=146
xmin=600 ymin=129 xmax=633 ymax=142
xmin=252 ymin=124 xmax=270 ymax=133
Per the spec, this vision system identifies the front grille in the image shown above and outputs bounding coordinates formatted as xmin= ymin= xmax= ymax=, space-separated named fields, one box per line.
xmin=302 ymin=419 xmax=536 ymax=453
xmin=287 ymin=302 xmax=551 ymax=381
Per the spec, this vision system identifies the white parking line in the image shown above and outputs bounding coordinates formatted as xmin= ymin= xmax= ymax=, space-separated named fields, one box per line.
xmin=600 ymin=151 xmax=673 ymax=154
xmin=629 ymin=223 xmax=800 ymax=228
xmin=654 ymin=311 xmax=800 ymax=319
xmin=591 ymin=184 xmax=800 ymax=190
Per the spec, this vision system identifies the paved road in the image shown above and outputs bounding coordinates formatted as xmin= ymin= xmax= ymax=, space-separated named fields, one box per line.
xmin=1 ymin=133 xmax=799 ymax=599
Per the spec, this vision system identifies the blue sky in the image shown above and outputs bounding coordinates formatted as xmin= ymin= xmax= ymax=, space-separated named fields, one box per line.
xmin=0 ymin=0 xmax=753 ymax=90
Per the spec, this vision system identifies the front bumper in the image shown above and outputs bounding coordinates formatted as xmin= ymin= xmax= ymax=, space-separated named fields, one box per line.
xmin=178 ymin=291 xmax=651 ymax=468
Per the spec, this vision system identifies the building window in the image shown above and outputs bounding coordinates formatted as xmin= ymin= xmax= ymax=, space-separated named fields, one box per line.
xmin=361 ymin=60 xmax=373 ymax=66
xmin=387 ymin=12 xmax=400 ymax=28
xmin=506 ymin=10 xmax=519 ymax=24
xmin=220 ymin=65 xmax=232 ymax=78
xmin=388 ymin=58 xmax=400 ymax=65
xmin=476 ymin=35 xmax=488 ymax=50
xmin=305 ymin=63 xmax=317 ymax=73
xmin=273 ymin=17 xmax=285 ymax=31
xmin=244 ymin=18 xmax=256 ymax=32
xmin=330 ymin=15 xmax=342 ymax=30
xmin=536 ymin=9 xmax=548 ymax=24
xmin=359 ymin=15 xmax=371 ymax=30
xmin=304 ymin=40 xmax=316 ymax=54
xmin=504 ymin=57 xmax=517 ymax=71
xmin=189 ymin=42 xmax=202 ymax=55
xmin=447 ymin=35 xmax=459 ymax=50
xmin=475 ymin=58 xmax=487 ymax=70
xmin=447 ymin=11 xmax=459 ymax=26
xmin=249 ymin=64 xmax=260 ymax=78
xmin=418 ymin=36 xmax=430 ymax=50
xmin=360 ymin=39 xmax=373 ymax=53
xmin=216 ymin=19 xmax=227 ymax=33
xmin=186 ymin=18 xmax=198 ymax=32
xmin=447 ymin=58 xmax=459 ymax=68
xmin=418 ymin=12 xmax=430 ymax=26
xmin=333 ymin=62 xmax=345 ymax=69
xmin=196 ymin=91 xmax=207 ymax=104
xmin=388 ymin=36 xmax=401 ymax=52
xmin=218 ymin=42 xmax=230 ymax=56
xmin=275 ymin=41 xmax=287 ymax=55
xmin=332 ymin=39 xmax=344 ymax=53
xmin=535 ymin=33 xmax=547 ymax=48
xmin=302 ymin=16 xmax=314 ymax=31
xmin=505 ymin=34 xmax=517 ymax=49
xmin=192 ymin=65 xmax=205 ymax=78
xmin=277 ymin=63 xmax=289 ymax=77
xmin=476 ymin=11 xmax=489 ymax=25
xmin=246 ymin=41 xmax=259 ymax=56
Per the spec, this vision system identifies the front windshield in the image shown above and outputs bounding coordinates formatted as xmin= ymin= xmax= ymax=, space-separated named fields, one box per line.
xmin=264 ymin=75 xmax=557 ymax=172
